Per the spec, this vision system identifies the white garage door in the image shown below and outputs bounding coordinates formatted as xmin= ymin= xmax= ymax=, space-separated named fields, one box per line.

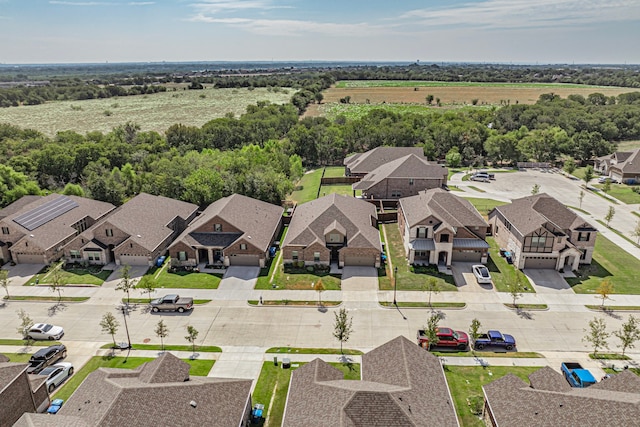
xmin=524 ymin=256 xmax=557 ymax=269
xmin=452 ymin=250 xmax=482 ymax=262
xmin=118 ymin=255 xmax=149 ymax=266
xmin=229 ymin=254 xmax=261 ymax=266
xmin=344 ymin=255 xmax=376 ymax=267
xmin=15 ymin=253 xmax=46 ymax=264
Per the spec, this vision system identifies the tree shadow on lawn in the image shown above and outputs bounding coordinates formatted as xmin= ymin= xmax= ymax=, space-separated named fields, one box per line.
xmin=565 ymin=259 xmax=612 ymax=289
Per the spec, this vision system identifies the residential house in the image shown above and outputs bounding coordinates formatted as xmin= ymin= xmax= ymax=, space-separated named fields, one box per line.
xmin=282 ymin=194 xmax=381 ymax=268
xmin=489 ymin=193 xmax=596 ymax=271
xmin=63 ymin=193 xmax=197 ymax=267
xmin=483 ymin=367 xmax=640 ymax=427
xmin=0 ymin=354 xmax=50 ymax=426
xmin=0 ymin=194 xmax=115 ymax=264
xmin=282 ymin=336 xmax=459 ymax=427
xmin=398 ymin=189 xmax=489 ymax=266
xmin=14 ymin=352 xmax=252 ymax=427
xmin=168 ymin=194 xmax=283 ymax=268
xmin=595 ymin=150 xmax=634 ymax=177
xmin=609 ymin=148 xmax=640 ymax=184
xmin=353 ymin=154 xmax=448 ymax=199
xmin=344 ymin=147 xmax=425 ymax=178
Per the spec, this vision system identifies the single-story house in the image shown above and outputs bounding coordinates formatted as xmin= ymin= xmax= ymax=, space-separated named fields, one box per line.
xmin=63 ymin=193 xmax=198 ymax=267
xmin=344 ymin=146 xmax=425 ymax=178
xmin=398 ymin=189 xmax=490 ymax=266
xmin=0 ymin=194 xmax=115 ymax=264
xmin=281 ymin=194 xmax=381 ymax=268
xmin=489 ymin=193 xmax=597 ymax=271
xmin=282 ymin=336 xmax=459 ymax=427
xmin=0 ymin=354 xmax=50 ymax=426
xmin=353 ymin=154 xmax=448 ymax=199
xmin=595 ymin=150 xmax=634 ymax=176
xmin=168 ymin=193 xmax=283 ymax=268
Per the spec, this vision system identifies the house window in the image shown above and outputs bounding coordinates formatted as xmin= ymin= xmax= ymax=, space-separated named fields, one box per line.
xmin=314 ymin=252 xmax=320 ymax=262
xmin=106 ymin=229 xmax=113 ymax=237
xmin=1 ymin=227 xmax=9 ymax=235
xmin=178 ymin=251 xmax=187 ymax=261
xmin=214 ymin=223 xmax=222 ymax=232
xmin=580 ymin=250 xmax=587 ymax=260
xmin=328 ymin=233 xmax=342 ymax=243
xmin=417 ymin=227 xmax=427 ymax=238
xmin=240 ymin=243 xmax=247 ymax=250
xmin=531 ymin=236 xmax=547 ymax=247
xmin=440 ymin=234 xmax=450 ymax=243
xmin=88 ymin=253 xmax=100 ymax=261
xmin=409 ymin=179 xmax=414 ymax=186
xmin=292 ymin=251 xmax=299 ymax=261
xmin=70 ymin=250 xmax=81 ymax=259
xmin=391 ymin=191 xmax=402 ymax=198
xmin=578 ymin=232 xmax=589 ymax=242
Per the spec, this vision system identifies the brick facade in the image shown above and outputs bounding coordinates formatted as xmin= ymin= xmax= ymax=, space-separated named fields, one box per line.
xmin=363 ymin=177 xmax=445 ymax=199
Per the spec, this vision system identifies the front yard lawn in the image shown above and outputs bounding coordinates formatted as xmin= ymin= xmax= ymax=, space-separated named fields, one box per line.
xmin=256 ymin=263 xmax=341 ymax=290
xmin=25 ymin=264 xmax=111 ymax=286
xmin=566 ymin=235 xmax=640 ymax=294
xmin=444 ymin=366 xmax=541 ymax=427
xmin=594 ymin=183 xmax=640 ymax=204
xmin=486 ymin=237 xmax=534 ymax=293
xmin=381 ymin=224 xmax=457 ymax=291
xmin=147 ymin=263 xmax=222 ymax=289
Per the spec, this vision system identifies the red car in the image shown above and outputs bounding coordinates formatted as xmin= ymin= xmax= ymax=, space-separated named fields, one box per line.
xmin=417 ymin=327 xmax=469 ymax=350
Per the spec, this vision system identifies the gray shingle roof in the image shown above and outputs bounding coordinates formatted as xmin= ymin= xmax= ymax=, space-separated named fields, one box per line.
xmin=283 ymin=336 xmax=458 ymax=427
xmin=0 ymin=195 xmax=42 ymax=220
xmin=611 ymin=148 xmax=640 ymax=175
xmin=14 ymin=413 xmax=92 ymax=427
xmin=283 ymin=194 xmax=380 ymax=251
xmin=344 ymin=147 xmax=425 ymax=175
xmin=353 ymin=154 xmax=447 ymax=190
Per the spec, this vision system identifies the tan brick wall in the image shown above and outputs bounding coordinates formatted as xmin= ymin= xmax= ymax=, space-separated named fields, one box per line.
xmin=92 ymin=222 xmax=130 ymax=247
xmin=340 ymin=247 xmax=381 ymax=267
xmin=0 ymin=220 xmax=25 ymax=246
xmin=169 ymin=240 xmax=197 ymax=266
xmin=282 ymin=243 xmax=331 ymax=265
xmin=114 ymin=239 xmax=152 ymax=258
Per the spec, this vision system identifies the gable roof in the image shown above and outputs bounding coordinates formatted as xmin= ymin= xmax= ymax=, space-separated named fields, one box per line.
xmin=283 ymin=336 xmax=458 ymax=427
xmin=353 ymin=154 xmax=447 ymax=190
xmin=283 ymin=194 xmax=379 ymax=251
xmin=611 ymin=148 xmax=640 ymax=175
xmin=0 ymin=195 xmax=42 ymax=220
xmin=399 ymin=188 xmax=488 ymax=231
xmin=484 ymin=368 xmax=640 ymax=427
xmin=344 ymin=147 xmax=425 ymax=175
xmin=171 ymin=193 xmax=283 ymax=252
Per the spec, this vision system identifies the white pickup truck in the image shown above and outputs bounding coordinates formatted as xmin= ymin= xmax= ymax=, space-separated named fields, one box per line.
xmin=150 ymin=294 xmax=194 ymax=313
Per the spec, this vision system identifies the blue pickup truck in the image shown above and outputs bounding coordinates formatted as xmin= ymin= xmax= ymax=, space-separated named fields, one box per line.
xmin=473 ymin=330 xmax=516 ymax=350
xmin=561 ymin=362 xmax=597 ymax=388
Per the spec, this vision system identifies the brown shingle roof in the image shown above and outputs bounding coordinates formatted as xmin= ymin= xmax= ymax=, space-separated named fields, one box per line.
xmin=14 ymin=413 xmax=92 ymax=427
xmin=283 ymin=194 xmax=380 ymax=251
xmin=344 ymin=147 xmax=425 ymax=175
xmin=353 ymin=154 xmax=447 ymax=190
xmin=0 ymin=195 xmax=42 ymax=220
xmin=0 ymin=362 xmax=27 ymax=389
xmin=611 ymin=148 xmax=640 ymax=175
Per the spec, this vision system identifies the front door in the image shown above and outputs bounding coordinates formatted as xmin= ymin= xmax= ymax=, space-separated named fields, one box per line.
xmin=438 ymin=251 xmax=448 ymax=265
xmin=198 ymin=248 xmax=209 ymax=264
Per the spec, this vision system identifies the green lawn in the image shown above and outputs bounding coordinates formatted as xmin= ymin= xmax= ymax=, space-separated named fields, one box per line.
xmin=252 ymin=361 xmax=360 ymax=427
xmin=256 ymin=261 xmax=341 ymax=290
xmin=381 ymin=224 xmax=457 ymax=291
xmin=0 ymin=339 xmax=63 ymax=347
xmin=486 ymin=238 xmax=534 ymax=293
xmin=463 ymin=197 xmax=509 ymax=218
xmin=266 ymin=347 xmax=363 ymax=355
xmin=566 ymin=235 xmax=640 ymax=294
xmin=5 ymin=296 xmax=89 ymax=302
xmin=4 ymin=353 xmax=32 ymax=362
xmin=323 ymin=166 xmax=346 ymax=178
xmin=444 ymin=366 xmax=541 ymax=427
xmin=289 ymin=168 xmax=323 ymax=204
xmin=256 ymin=227 xmax=288 ymax=289
xmin=572 ymin=166 xmax=589 ymax=180
xmin=319 ymin=184 xmax=361 ymax=197
xmin=54 ymin=356 xmax=214 ymax=401
xmin=146 ymin=262 xmax=222 ymax=289
xmin=25 ymin=265 xmax=111 ymax=286
xmin=594 ymin=184 xmax=640 ymax=204
xmin=99 ymin=343 xmax=222 ymax=352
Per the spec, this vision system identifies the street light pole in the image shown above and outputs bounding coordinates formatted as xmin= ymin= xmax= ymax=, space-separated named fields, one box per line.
xmin=118 ymin=304 xmax=132 ymax=351
xmin=393 ymin=266 xmax=398 ymax=306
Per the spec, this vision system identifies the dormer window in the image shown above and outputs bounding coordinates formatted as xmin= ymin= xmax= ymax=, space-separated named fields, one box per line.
xmin=1 ymin=226 xmax=9 ymax=235
xmin=106 ymin=229 xmax=113 ymax=237
xmin=214 ymin=224 xmax=222 ymax=232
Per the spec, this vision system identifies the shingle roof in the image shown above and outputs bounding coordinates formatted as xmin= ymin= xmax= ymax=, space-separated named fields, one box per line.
xmin=14 ymin=413 xmax=92 ymax=427
xmin=282 ymin=194 xmax=380 ymax=251
xmin=0 ymin=195 xmax=42 ymax=220
xmin=484 ymin=369 xmax=640 ymax=427
xmin=611 ymin=148 xmax=640 ymax=175
xmin=353 ymin=154 xmax=447 ymax=190
xmin=344 ymin=147 xmax=425 ymax=175
xmin=170 ymin=193 xmax=283 ymax=252
xmin=283 ymin=336 xmax=458 ymax=427
xmin=0 ymin=361 xmax=27 ymax=389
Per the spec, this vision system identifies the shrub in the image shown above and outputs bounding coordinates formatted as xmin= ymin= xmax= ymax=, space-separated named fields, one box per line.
xmin=468 ymin=395 xmax=484 ymax=415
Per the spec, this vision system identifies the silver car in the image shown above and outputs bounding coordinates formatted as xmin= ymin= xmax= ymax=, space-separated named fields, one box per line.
xmin=25 ymin=323 xmax=64 ymax=341
xmin=39 ymin=362 xmax=74 ymax=393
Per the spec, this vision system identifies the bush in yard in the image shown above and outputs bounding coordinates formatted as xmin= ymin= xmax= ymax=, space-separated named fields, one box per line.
xmin=468 ymin=395 xmax=484 ymax=415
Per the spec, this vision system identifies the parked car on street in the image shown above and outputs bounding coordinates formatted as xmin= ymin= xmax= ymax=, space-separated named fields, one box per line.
xmin=27 ymin=344 xmax=67 ymax=374
xmin=474 ymin=330 xmax=517 ymax=351
xmin=38 ymin=362 xmax=74 ymax=392
xmin=417 ymin=327 xmax=469 ymax=350
xmin=24 ymin=323 xmax=64 ymax=341
xmin=150 ymin=294 xmax=194 ymax=313
xmin=472 ymin=264 xmax=492 ymax=284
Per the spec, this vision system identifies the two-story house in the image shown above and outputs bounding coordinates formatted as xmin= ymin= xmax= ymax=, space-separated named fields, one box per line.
xmin=488 ymin=193 xmax=596 ymax=271
xmin=344 ymin=146 xmax=425 ymax=178
xmin=0 ymin=354 xmax=50 ymax=425
xmin=398 ymin=189 xmax=489 ymax=266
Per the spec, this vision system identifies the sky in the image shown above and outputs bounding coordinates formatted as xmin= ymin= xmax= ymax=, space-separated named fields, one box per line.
xmin=1 ymin=0 xmax=639 ymax=64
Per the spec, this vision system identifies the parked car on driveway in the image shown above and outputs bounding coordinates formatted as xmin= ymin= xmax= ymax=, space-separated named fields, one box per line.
xmin=38 ymin=362 xmax=74 ymax=392
xmin=25 ymin=323 xmax=64 ymax=341
xmin=472 ymin=264 xmax=492 ymax=284
xmin=27 ymin=344 xmax=67 ymax=374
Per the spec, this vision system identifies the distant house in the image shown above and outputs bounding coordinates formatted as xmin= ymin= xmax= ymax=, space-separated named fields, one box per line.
xmin=63 ymin=193 xmax=197 ymax=267
xmin=484 ymin=367 xmax=640 ymax=427
xmin=344 ymin=147 xmax=425 ymax=178
xmin=489 ymin=193 xmax=596 ymax=271
xmin=398 ymin=189 xmax=489 ymax=266
xmin=282 ymin=336 xmax=459 ymax=427
xmin=282 ymin=194 xmax=381 ymax=268
xmin=168 ymin=194 xmax=283 ymax=268
xmin=609 ymin=149 xmax=640 ymax=184
xmin=0 ymin=194 xmax=115 ymax=264
xmin=0 ymin=354 xmax=50 ymax=426
xmin=15 ymin=352 xmax=252 ymax=427
xmin=595 ymin=150 xmax=634 ymax=176
xmin=353 ymin=154 xmax=448 ymax=199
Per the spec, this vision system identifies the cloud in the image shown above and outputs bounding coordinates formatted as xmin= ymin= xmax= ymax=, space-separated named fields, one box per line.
xmin=49 ymin=1 xmax=115 ymax=5
xmin=128 ymin=1 xmax=155 ymax=5
xmin=190 ymin=0 xmax=290 ymax=15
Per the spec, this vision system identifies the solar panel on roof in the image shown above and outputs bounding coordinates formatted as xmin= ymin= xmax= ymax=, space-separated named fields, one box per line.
xmin=13 ymin=196 xmax=79 ymax=231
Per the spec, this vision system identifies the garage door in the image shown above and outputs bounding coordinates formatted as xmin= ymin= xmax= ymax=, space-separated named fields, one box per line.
xmin=118 ymin=255 xmax=149 ymax=266
xmin=15 ymin=253 xmax=46 ymax=264
xmin=229 ymin=254 xmax=260 ymax=266
xmin=344 ymin=255 xmax=376 ymax=267
xmin=524 ymin=256 xmax=557 ymax=269
xmin=452 ymin=250 xmax=482 ymax=262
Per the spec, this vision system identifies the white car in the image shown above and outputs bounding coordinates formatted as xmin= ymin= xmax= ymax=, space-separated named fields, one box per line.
xmin=470 ymin=173 xmax=490 ymax=182
xmin=472 ymin=265 xmax=492 ymax=284
xmin=38 ymin=362 xmax=74 ymax=392
xmin=25 ymin=323 xmax=65 ymax=341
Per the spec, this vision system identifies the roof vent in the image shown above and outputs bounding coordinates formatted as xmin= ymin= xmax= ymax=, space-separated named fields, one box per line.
xmin=190 ymin=400 xmax=197 ymax=408
xmin=137 ymin=234 xmax=141 ymax=238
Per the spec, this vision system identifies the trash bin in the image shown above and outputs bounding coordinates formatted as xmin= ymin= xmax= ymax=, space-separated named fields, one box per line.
xmin=282 ymin=358 xmax=291 ymax=369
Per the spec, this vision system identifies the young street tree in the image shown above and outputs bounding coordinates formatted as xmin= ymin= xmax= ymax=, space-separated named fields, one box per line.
xmin=0 ymin=269 xmax=9 ymax=299
xmin=583 ymin=165 xmax=594 ymax=187
xmin=614 ymin=315 xmax=640 ymax=356
xmin=116 ymin=265 xmax=135 ymax=306
xmin=583 ymin=317 xmax=610 ymax=357
xmin=596 ymin=278 xmax=614 ymax=308
xmin=185 ymin=325 xmax=199 ymax=357
xmin=605 ymin=206 xmax=615 ymax=227
xmin=16 ymin=309 xmax=34 ymax=343
xmin=136 ymin=275 xmax=158 ymax=301
xmin=633 ymin=220 xmax=640 ymax=244
xmin=578 ymin=190 xmax=585 ymax=209
xmin=531 ymin=183 xmax=540 ymax=195
xmin=333 ymin=307 xmax=353 ymax=354
xmin=602 ymin=179 xmax=611 ymax=194
xmin=155 ymin=319 xmax=169 ymax=352
xmin=315 ymin=279 xmax=325 ymax=306
xmin=99 ymin=312 xmax=120 ymax=349
xmin=469 ymin=318 xmax=482 ymax=351
xmin=563 ymin=158 xmax=576 ymax=175
xmin=424 ymin=277 xmax=440 ymax=308
xmin=47 ymin=262 xmax=65 ymax=302
xmin=423 ymin=312 xmax=443 ymax=351
xmin=507 ymin=279 xmax=524 ymax=308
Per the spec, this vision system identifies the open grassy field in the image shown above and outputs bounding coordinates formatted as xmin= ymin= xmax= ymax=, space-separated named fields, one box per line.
xmin=0 ymin=87 xmax=294 ymax=136
xmin=594 ymin=183 xmax=640 ymax=204
xmin=616 ymin=140 xmax=640 ymax=151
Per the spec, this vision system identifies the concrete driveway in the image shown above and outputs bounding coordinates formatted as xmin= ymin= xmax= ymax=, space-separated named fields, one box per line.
xmin=1 ymin=263 xmax=45 ymax=286
xmin=523 ymin=269 xmax=574 ymax=294
xmin=451 ymin=262 xmax=494 ymax=293
xmin=219 ymin=267 xmax=260 ymax=290
xmin=340 ymin=267 xmax=378 ymax=307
